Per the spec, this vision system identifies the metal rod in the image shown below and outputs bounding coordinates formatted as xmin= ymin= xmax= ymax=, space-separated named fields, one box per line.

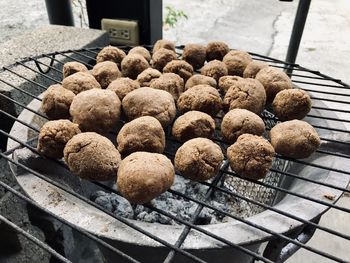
xmin=44 ymin=0 xmax=74 ymax=26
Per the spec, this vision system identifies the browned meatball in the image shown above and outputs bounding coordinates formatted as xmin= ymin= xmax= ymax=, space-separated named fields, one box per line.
xmin=62 ymin=72 xmax=101 ymax=95
xmin=153 ymin=39 xmax=175 ymax=53
xmin=175 ymin=138 xmax=224 ymax=181
xmin=218 ymin=75 xmax=242 ymax=94
xmin=107 ymin=77 xmax=140 ymax=101
xmin=96 ymin=46 xmax=126 ymax=67
xmin=256 ymin=67 xmax=292 ymax=104
xmin=117 ymin=116 xmax=165 ymax=156
xmin=172 ymin=111 xmax=215 ymax=142
xmin=185 ymin=75 xmax=217 ymax=90
xmin=201 ymin=60 xmax=228 ymax=81
xmin=150 ymin=73 xmax=184 ymax=101
xmin=136 ymin=68 xmax=162 ymax=87
xmin=37 ymin=120 xmax=81 ymax=159
xmin=91 ymin=61 xmax=121 ymax=89
xmin=221 ymin=109 xmax=265 ymax=144
xmin=223 ymin=50 xmax=252 ymax=76
xmin=63 ymin=62 xmax=88 ymax=79
xmin=121 ymin=53 xmax=150 ymax=80
xmin=177 ymin=85 xmax=222 ymax=116
xmin=223 ymin=78 xmax=266 ymax=114
xmin=182 ymin=43 xmax=206 ymax=69
xmin=122 ymin=87 xmax=176 ymax=127
xmin=70 ymin=89 xmax=121 ymax=133
xmin=272 ymin=89 xmax=312 ymax=120
xmin=163 ymin=60 xmax=194 ymax=81
xmin=206 ymin=41 xmax=230 ymax=61
xmin=227 ymin=134 xmax=275 ymax=180
xmin=270 ymin=120 xmax=320 ymax=159
xmin=151 ymin=48 xmax=177 ymax=71
xmin=117 ymin=152 xmax=175 ymax=204
xmin=243 ymin=61 xmax=268 ymax=78
xmin=64 ymin=132 xmax=121 ymax=181
xmin=40 ymin=84 xmax=75 ymax=120
xmin=128 ymin=46 xmax=151 ymax=62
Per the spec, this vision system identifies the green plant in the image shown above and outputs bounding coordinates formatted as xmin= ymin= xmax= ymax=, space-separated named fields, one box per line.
xmin=164 ymin=6 xmax=188 ymax=28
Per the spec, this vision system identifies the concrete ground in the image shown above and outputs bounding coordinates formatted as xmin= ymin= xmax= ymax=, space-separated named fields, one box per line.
xmin=0 ymin=0 xmax=350 ymax=262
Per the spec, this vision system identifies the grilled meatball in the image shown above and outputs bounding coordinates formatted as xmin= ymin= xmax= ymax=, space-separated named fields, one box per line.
xmin=62 ymin=72 xmax=101 ymax=95
xmin=91 ymin=61 xmax=121 ymax=89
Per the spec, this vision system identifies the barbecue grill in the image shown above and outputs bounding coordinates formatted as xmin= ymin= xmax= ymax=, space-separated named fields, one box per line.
xmin=0 ymin=46 xmax=349 ymax=263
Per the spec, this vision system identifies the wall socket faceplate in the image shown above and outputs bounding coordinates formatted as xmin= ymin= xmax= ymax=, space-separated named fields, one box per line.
xmin=101 ymin=18 xmax=139 ymax=45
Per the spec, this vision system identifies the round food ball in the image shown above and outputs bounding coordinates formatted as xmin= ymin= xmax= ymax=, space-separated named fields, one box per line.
xmin=117 ymin=152 xmax=175 ymax=204
xmin=182 ymin=43 xmax=206 ymax=69
xmin=92 ymin=61 xmax=121 ymax=89
xmin=153 ymin=39 xmax=175 ymax=53
xmin=201 ymin=60 xmax=228 ymax=81
xmin=63 ymin=62 xmax=88 ymax=79
xmin=40 ymin=84 xmax=75 ymax=120
xmin=256 ymin=67 xmax=292 ymax=104
xmin=96 ymin=46 xmax=126 ymax=67
xmin=185 ymin=75 xmax=217 ymax=90
xmin=272 ymin=89 xmax=312 ymax=120
xmin=62 ymin=72 xmax=101 ymax=95
xmin=175 ymin=138 xmax=224 ymax=181
xmin=218 ymin=75 xmax=242 ymax=94
xmin=70 ymin=89 xmax=121 ymax=133
xmin=270 ymin=120 xmax=320 ymax=159
xmin=177 ymin=85 xmax=222 ymax=116
xmin=107 ymin=77 xmax=140 ymax=101
xmin=150 ymin=72 xmax=184 ymax=101
xmin=151 ymin=48 xmax=177 ymax=71
xmin=136 ymin=68 xmax=162 ymax=87
xmin=206 ymin=41 xmax=230 ymax=61
xmin=163 ymin=60 xmax=194 ymax=81
xmin=243 ymin=61 xmax=268 ymax=78
xmin=121 ymin=53 xmax=150 ymax=80
xmin=172 ymin=111 xmax=215 ymax=142
xmin=222 ymin=50 xmax=252 ymax=76
xmin=128 ymin=46 xmax=151 ymax=62
xmin=37 ymin=120 xmax=81 ymax=159
xmin=122 ymin=87 xmax=176 ymax=127
xmin=221 ymin=109 xmax=265 ymax=144
xmin=117 ymin=116 xmax=165 ymax=156
xmin=64 ymin=132 xmax=121 ymax=181
xmin=223 ymin=78 xmax=266 ymax=114
xmin=227 ymin=134 xmax=275 ymax=180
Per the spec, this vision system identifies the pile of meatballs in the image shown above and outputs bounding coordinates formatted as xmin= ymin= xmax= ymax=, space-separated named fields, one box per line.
xmin=37 ymin=40 xmax=321 ymax=205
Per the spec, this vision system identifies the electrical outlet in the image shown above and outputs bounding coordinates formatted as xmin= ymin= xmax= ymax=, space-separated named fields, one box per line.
xmin=101 ymin=18 xmax=139 ymax=45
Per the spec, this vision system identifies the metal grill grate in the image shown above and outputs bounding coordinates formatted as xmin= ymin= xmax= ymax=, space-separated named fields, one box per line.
xmin=0 ymin=46 xmax=349 ymax=263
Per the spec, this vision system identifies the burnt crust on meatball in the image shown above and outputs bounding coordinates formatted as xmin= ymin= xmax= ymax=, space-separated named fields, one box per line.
xmin=175 ymin=138 xmax=224 ymax=181
xmin=163 ymin=60 xmax=194 ymax=81
xmin=200 ymin=60 xmax=228 ymax=81
xmin=185 ymin=75 xmax=217 ymax=90
xmin=70 ymin=89 xmax=121 ymax=133
xmin=122 ymin=87 xmax=176 ymax=127
xmin=177 ymin=85 xmax=222 ymax=116
xmin=172 ymin=111 xmax=215 ymax=142
xmin=151 ymin=48 xmax=177 ymax=71
xmin=117 ymin=152 xmax=175 ymax=204
xmin=223 ymin=78 xmax=266 ymax=114
xmin=221 ymin=109 xmax=265 ymax=144
xmin=96 ymin=46 xmax=126 ymax=67
xmin=121 ymin=53 xmax=150 ymax=80
xmin=136 ymin=68 xmax=162 ymax=87
xmin=64 ymin=132 xmax=121 ymax=181
xmin=227 ymin=134 xmax=275 ymax=180
xmin=182 ymin=43 xmax=206 ymax=70
xmin=272 ymin=89 xmax=312 ymax=120
xmin=243 ymin=60 xmax=268 ymax=78
xmin=206 ymin=41 xmax=230 ymax=61
xmin=218 ymin=75 xmax=242 ymax=94
xmin=63 ymin=62 xmax=88 ymax=79
xmin=107 ymin=77 xmax=140 ymax=101
xmin=270 ymin=120 xmax=320 ymax=159
xmin=37 ymin=120 xmax=81 ymax=159
xmin=92 ymin=61 xmax=121 ymax=89
xmin=116 ymin=116 xmax=165 ymax=156
xmin=153 ymin=39 xmax=175 ymax=53
xmin=222 ymin=50 xmax=252 ymax=76
xmin=40 ymin=84 xmax=75 ymax=120
xmin=62 ymin=72 xmax=101 ymax=95
xmin=150 ymin=72 xmax=184 ymax=101
xmin=128 ymin=46 xmax=151 ymax=62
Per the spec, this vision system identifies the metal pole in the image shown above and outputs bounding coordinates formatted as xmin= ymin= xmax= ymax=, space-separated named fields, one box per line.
xmin=44 ymin=0 xmax=74 ymax=26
